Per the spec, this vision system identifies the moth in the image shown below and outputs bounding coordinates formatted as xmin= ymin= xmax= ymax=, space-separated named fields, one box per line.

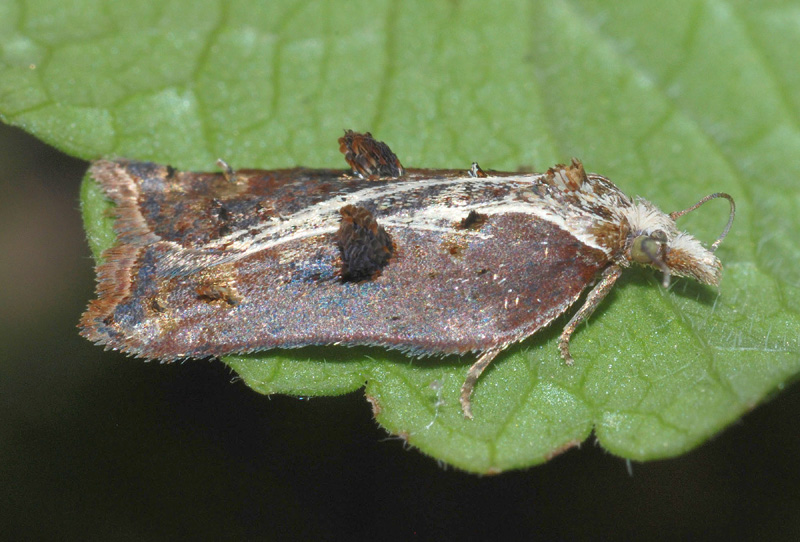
xmin=81 ymin=131 xmax=735 ymax=418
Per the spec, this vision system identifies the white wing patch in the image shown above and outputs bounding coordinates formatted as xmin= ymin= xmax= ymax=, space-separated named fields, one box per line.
xmin=159 ymin=173 xmax=629 ymax=276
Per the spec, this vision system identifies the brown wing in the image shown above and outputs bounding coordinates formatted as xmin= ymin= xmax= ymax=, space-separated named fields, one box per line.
xmin=83 ymin=162 xmax=609 ymax=359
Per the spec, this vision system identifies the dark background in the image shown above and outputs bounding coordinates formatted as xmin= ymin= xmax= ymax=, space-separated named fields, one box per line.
xmin=2 ymin=121 xmax=799 ymax=540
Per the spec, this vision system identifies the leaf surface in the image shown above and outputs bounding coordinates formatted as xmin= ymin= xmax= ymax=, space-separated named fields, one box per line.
xmin=2 ymin=0 xmax=799 ymax=472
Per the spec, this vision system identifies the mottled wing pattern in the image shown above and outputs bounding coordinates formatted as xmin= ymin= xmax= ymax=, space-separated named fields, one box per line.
xmin=81 ymin=161 xmax=610 ymax=359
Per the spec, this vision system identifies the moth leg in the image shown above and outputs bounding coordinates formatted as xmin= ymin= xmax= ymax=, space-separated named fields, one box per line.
xmin=559 ymin=264 xmax=623 ymax=364
xmin=460 ymin=349 xmax=501 ymax=419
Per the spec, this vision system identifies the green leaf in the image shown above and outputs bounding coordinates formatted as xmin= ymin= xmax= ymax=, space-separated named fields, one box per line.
xmin=3 ymin=0 xmax=799 ymax=473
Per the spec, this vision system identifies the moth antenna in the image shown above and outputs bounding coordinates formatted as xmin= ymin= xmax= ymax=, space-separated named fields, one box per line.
xmin=217 ymin=158 xmax=239 ymax=184
xmin=669 ymin=192 xmax=735 ymax=252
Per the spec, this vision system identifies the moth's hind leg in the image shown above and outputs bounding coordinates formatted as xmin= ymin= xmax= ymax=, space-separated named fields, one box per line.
xmin=460 ymin=349 xmax=501 ymax=419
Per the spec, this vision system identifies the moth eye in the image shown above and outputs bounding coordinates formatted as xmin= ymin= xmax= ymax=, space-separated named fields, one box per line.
xmin=631 ymin=235 xmax=664 ymax=264
xmin=651 ymin=230 xmax=668 ymax=243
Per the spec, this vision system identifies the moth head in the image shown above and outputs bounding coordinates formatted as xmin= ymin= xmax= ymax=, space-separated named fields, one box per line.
xmin=624 ymin=193 xmax=735 ymax=288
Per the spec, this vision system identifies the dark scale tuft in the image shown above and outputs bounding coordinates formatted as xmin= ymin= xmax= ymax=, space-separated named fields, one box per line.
xmin=338 ymin=130 xmax=405 ymax=179
xmin=457 ymin=210 xmax=488 ymax=230
xmin=336 ymin=204 xmax=394 ymax=281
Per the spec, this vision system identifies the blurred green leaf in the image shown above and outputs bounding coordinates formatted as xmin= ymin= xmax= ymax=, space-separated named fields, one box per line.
xmin=2 ymin=0 xmax=799 ymax=473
